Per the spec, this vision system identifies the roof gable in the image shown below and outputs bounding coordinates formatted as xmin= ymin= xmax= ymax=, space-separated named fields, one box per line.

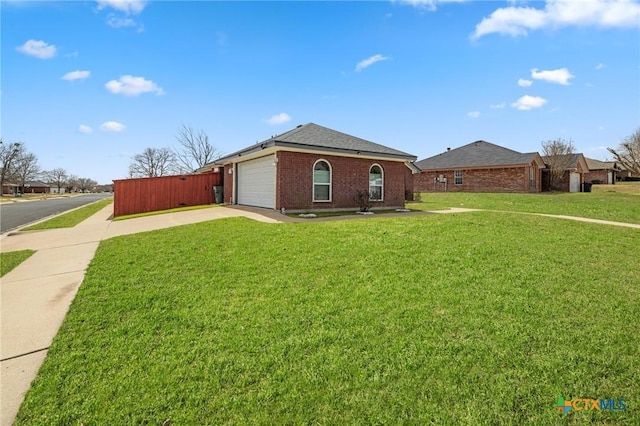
xmin=212 ymin=123 xmax=416 ymax=165
xmin=542 ymin=153 xmax=589 ymax=172
xmin=416 ymin=140 xmax=540 ymax=170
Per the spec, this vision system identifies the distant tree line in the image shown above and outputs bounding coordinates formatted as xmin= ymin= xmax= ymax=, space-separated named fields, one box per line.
xmin=0 ymin=139 xmax=98 ymax=196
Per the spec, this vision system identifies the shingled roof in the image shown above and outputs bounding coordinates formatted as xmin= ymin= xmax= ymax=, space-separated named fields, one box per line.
xmin=416 ymin=140 xmax=540 ymax=170
xmin=212 ymin=123 xmax=416 ymax=164
xmin=585 ymin=157 xmax=620 ymax=171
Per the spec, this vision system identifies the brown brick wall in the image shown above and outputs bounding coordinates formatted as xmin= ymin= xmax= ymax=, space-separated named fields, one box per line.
xmin=275 ymin=151 xmax=408 ymax=211
xmin=414 ymin=166 xmax=541 ymax=193
xmin=223 ymin=164 xmax=234 ymax=203
xmin=584 ymin=170 xmax=612 ymax=184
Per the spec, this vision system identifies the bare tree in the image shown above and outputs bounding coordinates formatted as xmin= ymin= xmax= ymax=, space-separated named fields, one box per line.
xmin=46 ymin=168 xmax=69 ymax=194
xmin=174 ymin=125 xmax=221 ymax=173
xmin=608 ymin=128 xmax=640 ymax=175
xmin=541 ymin=138 xmax=576 ymax=190
xmin=76 ymin=177 xmax=98 ymax=193
xmin=66 ymin=174 xmax=79 ymax=193
xmin=129 ymin=147 xmax=177 ymax=178
xmin=0 ymin=139 xmax=25 ymax=196
xmin=14 ymin=152 xmax=41 ymax=193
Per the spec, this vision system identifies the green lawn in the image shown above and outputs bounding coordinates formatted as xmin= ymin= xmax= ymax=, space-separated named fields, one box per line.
xmin=21 ymin=198 xmax=113 ymax=230
xmin=16 ymin=212 xmax=639 ymax=424
xmin=409 ymin=186 xmax=640 ymax=224
xmin=1 ymin=250 xmax=35 ymax=277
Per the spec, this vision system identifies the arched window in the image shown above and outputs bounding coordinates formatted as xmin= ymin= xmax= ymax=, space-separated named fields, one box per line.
xmin=369 ymin=164 xmax=383 ymax=201
xmin=313 ymin=160 xmax=331 ymax=202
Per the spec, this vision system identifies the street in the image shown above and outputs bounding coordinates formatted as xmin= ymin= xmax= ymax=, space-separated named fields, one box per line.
xmin=0 ymin=193 xmax=113 ymax=234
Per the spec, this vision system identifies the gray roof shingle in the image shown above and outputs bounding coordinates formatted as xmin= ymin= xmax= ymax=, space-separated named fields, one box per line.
xmin=416 ymin=140 xmax=538 ymax=170
xmin=213 ymin=123 xmax=416 ymax=164
xmin=584 ymin=157 xmax=619 ymax=171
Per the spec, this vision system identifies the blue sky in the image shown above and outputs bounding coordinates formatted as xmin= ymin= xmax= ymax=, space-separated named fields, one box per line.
xmin=2 ymin=0 xmax=639 ymax=184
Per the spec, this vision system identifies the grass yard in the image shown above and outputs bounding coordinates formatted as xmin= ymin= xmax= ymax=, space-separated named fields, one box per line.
xmin=0 ymin=250 xmax=35 ymax=277
xmin=21 ymin=198 xmax=113 ymax=230
xmin=16 ymin=212 xmax=639 ymax=425
xmin=409 ymin=184 xmax=640 ymax=224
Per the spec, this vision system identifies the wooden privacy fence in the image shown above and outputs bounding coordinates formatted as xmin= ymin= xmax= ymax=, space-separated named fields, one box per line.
xmin=113 ymin=172 xmax=223 ymax=217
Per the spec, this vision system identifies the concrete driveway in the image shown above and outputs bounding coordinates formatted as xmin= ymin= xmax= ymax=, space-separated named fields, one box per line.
xmin=0 ymin=205 xmax=279 ymax=426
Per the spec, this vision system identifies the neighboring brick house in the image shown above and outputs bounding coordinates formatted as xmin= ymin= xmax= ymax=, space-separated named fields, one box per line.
xmin=541 ymin=154 xmax=589 ymax=192
xmin=199 ymin=123 xmax=418 ymax=212
xmin=584 ymin=158 xmax=620 ymax=184
xmin=1 ymin=183 xmax=19 ymax=195
xmin=22 ymin=181 xmax=51 ymax=194
xmin=414 ymin=141 xmax=546 ymax=193
xmin=617 ymin=165 xmax=633 ymax=181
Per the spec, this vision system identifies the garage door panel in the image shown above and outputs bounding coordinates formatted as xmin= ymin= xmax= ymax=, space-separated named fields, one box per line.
xmin=237 ymin=155 xmax=276 ymax=208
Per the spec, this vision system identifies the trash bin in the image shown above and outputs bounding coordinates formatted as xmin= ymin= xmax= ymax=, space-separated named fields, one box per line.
xmin=582 ymin=182 xmax=592 ymax=193
xmin=213 ymin=185 xmax=223 ymax=203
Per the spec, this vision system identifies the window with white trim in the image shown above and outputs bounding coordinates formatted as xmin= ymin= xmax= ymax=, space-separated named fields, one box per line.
xmin=369 ymin=164 xmax=383 ymax=201
xmin=454 ymin=170 xmax=463 ymax=185
xmin=313 ymin=160 xmax=331 ymax=202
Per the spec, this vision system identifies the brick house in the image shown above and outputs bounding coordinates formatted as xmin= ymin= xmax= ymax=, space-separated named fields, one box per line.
xmin=414 ymin=141 xmax=546 ymax=193
xmin=22 ymin=181 xmax=51 ymax=194
xmin=584 ymin=158 xmax=620 ymax=184
xmin=541 ymin=154 xmax=589 ymax=192
xmin=199 ymin=123 xmax=418 ymax=212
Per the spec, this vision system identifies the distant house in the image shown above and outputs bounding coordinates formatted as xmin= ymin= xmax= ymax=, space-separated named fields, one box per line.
xmin=414 ymin=141 xmax=546 ymax=193
xmin=1 ymin=183 xmax=19 ymax=195
xmin=541 ymin=153 xmax=589 ymax=192
xmin=617 ymin=164 xmax=633 ymax=181
xmin=22 ymin=181 xmax=51 ymax=194
xmin=584 ymin=158 xmax=620 ymax=184
xmin=199 ymin=123 xmax=418 ymax=212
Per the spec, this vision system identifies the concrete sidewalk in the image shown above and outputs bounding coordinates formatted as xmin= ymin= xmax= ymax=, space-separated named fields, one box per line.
xmin=0 ymin=205 xmax=280 ymax=426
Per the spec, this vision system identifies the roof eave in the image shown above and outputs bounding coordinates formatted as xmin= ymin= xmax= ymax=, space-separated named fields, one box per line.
xmin=273 ymin=141 xmax=416 ymax=161
xmin=210 ymin=140 xmax=416 ymax=165
xmin=418 ymin=162 xmax=540 ymax=171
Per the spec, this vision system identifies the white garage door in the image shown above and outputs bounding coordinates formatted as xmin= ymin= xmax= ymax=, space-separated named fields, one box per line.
xmin=237 ymin=155 xmax=276 ymax=208
xmin=569 ymin=172 xmax=581 ymax=193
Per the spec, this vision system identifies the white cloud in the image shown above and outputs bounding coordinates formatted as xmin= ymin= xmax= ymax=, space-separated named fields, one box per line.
xmin=264 ymin=113 xmax=291 ymax=125
xmin=97 ymin=1 xmax=145 ymax=31
xmin=99 ymin=121 xmax=126 ymax=132
xmin=105 ymin=75 xmax=164 ymax=96
xmin=490 ymin=102 xmax=506 ymax=109
xmin=531 ymin=67 xmax=574 ymax=85
xmin=511 ymin=95 xmax=547 ymax=110
xmin=467 ymin=111 xmax=480 ymax=118
xmin=518 ymin=78 xmax=533 ymax=87
xmin=107 ymin=15 xmax=137 ymax=28
xmin=77 ymin=125 xmax=93 ymax=134
xmin=395 ymin=0 xmax=466 ymax=11
xmin=595 ymin=63 xmax=607 ymax=70
xmin=16 ymin=39 xmax=57 ymax=59
xmin=472 ymin=0 xmax=640 ymax=39
xmin=96 ymin=0 xmax=146 ymax=14
xmin=355 ymin=54 xmax=389 ymax=72
xmin=62 ymin=70 xmax=91 ymax=81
